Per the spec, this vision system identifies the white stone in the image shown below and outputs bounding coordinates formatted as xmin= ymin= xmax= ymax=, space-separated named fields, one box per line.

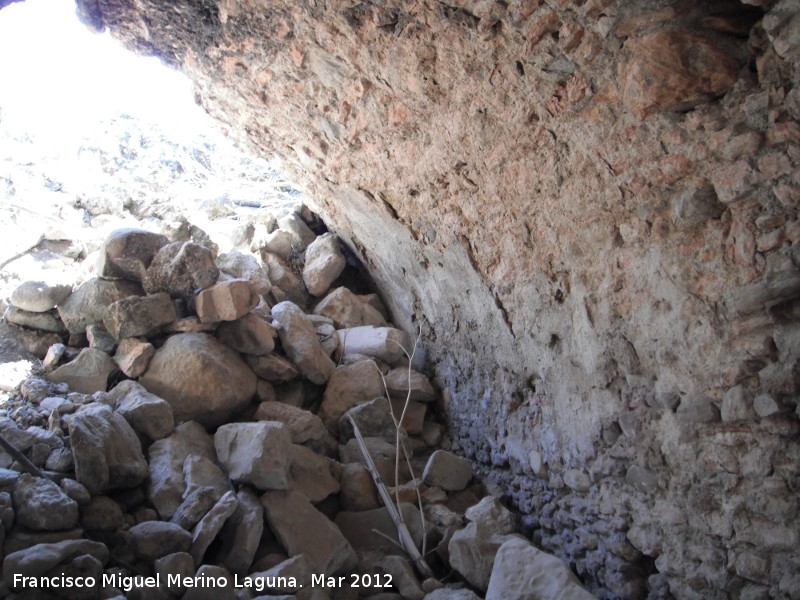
xmin=303 ymin=233 xmax=346 ymax=297
xmin=336 ymin=326 xmax=410 ymax=365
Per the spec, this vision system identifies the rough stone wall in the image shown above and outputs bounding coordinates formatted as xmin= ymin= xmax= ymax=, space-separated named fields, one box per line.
xmin=70 ymin=0 xmax=799 ymax=597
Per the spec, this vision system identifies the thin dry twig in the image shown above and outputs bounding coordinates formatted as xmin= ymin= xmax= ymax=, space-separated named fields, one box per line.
xmin=0 ymin=431 xmax=55 ymax=481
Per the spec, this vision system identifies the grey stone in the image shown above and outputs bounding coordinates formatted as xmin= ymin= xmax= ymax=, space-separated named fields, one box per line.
xmin=423 ymin=450 xmax=473 ymax=492
xmin=278 ymin=213 xmax=317 ymax=251
xmin=155 ymin=552 xmax=195 ymax=595
xmin=339 ymin=396 xmax=398 ymax=443
xmin=271 ymin=301 xmax=335 ymax=385
xmin=485 ymin=536 xmax=596 ymax=600
xmin=216 ymin=249 xmax=272 ymax=296
xmin=60 ymin=478 xmax=91 ymax=504
xmin=390 ymin=397 xmax=427 ymax=435
xmin=86 ymin=324 xmax=117 ymax=353
xmin=113 ymin=337 xmax=155 ymax=378
xmin=147 ymin=421 xmax=216 ymax=519
xmin=190 ymin=490 xmax=239 ymax=565
xmin=57 ymin=278 xmax=143 ymax=335
xmin=340 ymin=436 xmax=407 ymax=485
xmin=183 ymin=454 xmax=233 ymax=501
xmin=13 ymin=474 xmax=79 ymax=531
xmin=48 ymin=348 xmax=119 ymax=394
xmin=313 ymin=287 xmax=387 ymax=329
xmin=319 ymin=360 xmax=385 ymax=430
xmin=67 ymin=403 xmax=148 ymax=494
xmin=339 ymin=462 xmax=381 ymax=511
xmin=245 ymin=353 xmax=299 ymax=381
xmin=262 ymin=252 xmax=308 ymax=305
xmin=303 ymin=233 xmax=346 ymax=297
xmin=336 ymin=326 xmax=410 ymax=365
xmin=214 ymin=422 xmax=292 ymax=490
xmin=143 ymin=241 xmax=219 ymax=298
xmin=753 ymin=393 xmax=780 ymax=417
xmin=9 ymin=280 xmax=72 ymax=313
xmin=289 ymin=444 xmax=340 ymax=503
xmin=111 ymin=379 xmax=175 ymax=440
xmin=196 ymin=279 xmax=260 ymax=323
xmin=253 ymin=401 xmax=337 ymax=456
xmin=335 ymin=503 xmax=427 ymax=555
xmin=139 ymin=332 xmax=257 ymax=428
xmin=45 ymin=447 xmax=74 ymax=472
xmin=217 ymin=488 xmax=264 ymax=574
xmin=2 ymin=539 xmax=109 ymax=580
xmin=96 ymin=228 xmax=171 ymax=282
xmin=626 ymin=465 xmax=660 ymax=494
xmin=128 ymin=520 xmax=193 ymax=562
xmin=4 ymin=306 xmax=66 ymax=333
xmin=384 ymin=367 xmax=436 ymax=402
xmin=216 ymin=311 xmax=276 ymax=355
xmin=172 ymin=486 xmax=219 ymax=530
xmin=721 ymin=385 xmax=757 ymax=422
xmin=79 ymin=496 xmax=126 ymax=531
xmin=103 ymin=292 xmax=177 ymax=339
xmin=261 ymin=489 xmax=357 ymax=575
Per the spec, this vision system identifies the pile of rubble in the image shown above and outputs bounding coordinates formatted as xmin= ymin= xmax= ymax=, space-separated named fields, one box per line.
xmin=0 ymin=210 xmax=594 ymax=599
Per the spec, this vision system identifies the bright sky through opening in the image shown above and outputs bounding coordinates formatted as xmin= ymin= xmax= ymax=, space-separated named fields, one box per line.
xmin=0 ymin=0 xmax=209 ymax=145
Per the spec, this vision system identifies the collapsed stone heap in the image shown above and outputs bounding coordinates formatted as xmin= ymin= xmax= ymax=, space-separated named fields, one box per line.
xmin=1 ymin=210 xmax=593 ymax=600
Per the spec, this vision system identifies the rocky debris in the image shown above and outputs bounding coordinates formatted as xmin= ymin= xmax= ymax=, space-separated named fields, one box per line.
xmin=113 ymin=337 xmax=155 ymax=377
xmin=3 ymin=538 xmax=109 ymax=579
xmin=139 ymin=332 xmax=257 ymax=427
xmin=86 ymin=323 xmax=117 ymax=353
xmin=303 ymin=232 xmax=346 ymax=296
xmin=336 ymin=326 xmax=410 ymax=364
xmin=278 ymin=213 xmax=317 ymax=251
xmin=9 ymin=280 xmax=72 ymax=313
xmin=47 ymin=347 xmax=119 ymax=394
xmin=253 ymin=400 xmax=336 ymax=456
xmin=245 ymin=353 xmax=299 ymax=381
xmin=110 ymin=380 xmax=175 ymax=440
xmin=128 ymin=520 xmax=192 ymax=561
xmin=271 ymin=301 xmax=335 ymax=384
xmin=143 ymin=241 xmax=219 ymax=298
xmin=96 ymin=228 xmax=171 ymax=282
xmin=195 ymin=278 xmax=260 ymax=323
xmin=262 ymin=251 xmax=308 ymax=305
xmin=319 ymin=359 xmax=386 ymax=430
xmin=214 ymin=422 xmax=292 ymax=490
xmin=190 ymin=489 xmax=239 ymax=565
xmin=13 ymin=473 xmax=79 ymax=531
xmin=335 ymin=503 xmax=426 ymax=555
xmin=384 ymin=368 xmax=436 ymax=402
xmin=103 ymin=291 xmax=177 ymax=339
xmin=313 ymin=286 xmax=388 ymax=329
xmin=4 ymin=306 xmax=66 ymax=334
xmin=217 ymin=488 xmax=264 ymax=574
xmin=288 ymin=443 xmax=340 ymax=502
xmin=216 ymin=249 xmax=272 ymax=296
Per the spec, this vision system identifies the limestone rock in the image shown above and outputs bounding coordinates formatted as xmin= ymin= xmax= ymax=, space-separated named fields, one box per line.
xmin=339 ymin=462 xmax=381 ymax=512
xmin=262 ymin=252 xmax=308 ymax=305
xmin=103 ymin=292 xmax=177 ymax=339
xmin=155 ymin=552 xmax=196 ymax=596
xmin=96 ymin=228 xmax=171 ymax=282
xmin=319 ymin=360 xmax=385 ymax=430
xmin=245 ymin=353 xmax=299 ymax=381
xmin=139 ymin=332 xmax=257 ymax=428
xmin=86 ymin=324 xmax=117 ymax=353
xmin=754 ymin=393 xmax=780 ymax=417
xmin=313 ymin=286 xmax=387 ymax=329
xmin=195 ymin=278 xmax=259 ymax=323
xmin=271 ymin=301 xmax=335 ymax=384
xmin=380 ymin=555 xmax=424 ymax=600
xmin=147 ymin=421 xmax=216 ymax=519
xmin=190 ymin=490 xmax=239 ymax=565
xmin=288 ymin=443 xmax=340 ymax=503
xmin=278 ymin=213 xmax=317 ymax=251
xmin=183 ymin=454 xmax=233 ymax=501
xmin=143 ymin=241 xmax=219 ymax=298
xmin=113 ymin=337 xmax=155 ymax=378
xmin=13 ymin=474 xmax=79 ymax=531
xmin=214 ymin=422 xmax=292 ymax=490
xmin=339 ymin=396 xmax=398 ymax=443
xmin=217 ymin=488 xmax=264 ymax=574
xmin=111 ymin=379 xmax=175 ymax=440
xmin=260 ymin=228 xmax=294 ymax=259
xmin=336 ymin=326 xmax=410 ymax=365
xmin=485 ymin=536 xmax=596 ymax=600
xmin=5 ymin=306 xmax=66 ymax=333
xmin=248 ymin=554 xmax=313 ymax=593
xmin=67 ymin=403 xmax=148 ymax=494
xmin=128 ymin=520 xmax=192 ymax=562
xmin=172 ymin=486 xmax=219 ymax=531
xmin=9 ymin=280 xmax=72 ymax=313
xmin=80 ymin=495 xmax=126 ymax=531
xmin=47 ymin=348 xmax=119 ymax=394
xmin=261 ymin=489 xmax=357 ymax=575
xmin=721 ymin=385 xmax=757 ymax=422
xmin=216 ymin=311 xmax=276 ymax=355
xmin=57 ymin=278 xmax=143 ymax=335
xmin=384 ymin=367 xmax=436 ymax=402
xmin=216 ymin=249 xmax=272 ymax=296
xmin=423 ymin=450 xmax=472 ymax=492
xmin=303 ymin=233 xmax=346 ymax=296
xmin=3 ymin=539 xmax=109 ymax=580
xmin=254 ymin=400 xmax=336 ymax=456
xmin=448 ymin=497 xmax=518 ymax=591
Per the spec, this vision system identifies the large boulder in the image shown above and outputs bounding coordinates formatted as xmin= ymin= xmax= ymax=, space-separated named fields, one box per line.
xmin=57 ymin=278 xmax=143 ymax=335
xmin=139 ymin=332 xmax=257 ymax=428
xmin=96 ymin=228 xmax=171 ymax=282
xmin=271 ymin=301 xmax=335 ymax=384
xmin=214 ymin=422 xmax=292 ymax=490
xmin=143 ymin=241 xmax=219 ymax=298
xmin=486 ymin=536 xmax=597 ymax=600
xmin=147 ymin=421 xmax=216 ymax=519
xmin=302 ymin=233 xmax=346 ymax=297
xmin=67 ymin=403 xmax=148 ymax=494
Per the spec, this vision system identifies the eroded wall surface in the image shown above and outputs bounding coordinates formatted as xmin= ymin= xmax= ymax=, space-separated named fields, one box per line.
xmin=73 ymin=0 xmax=799 ymax=597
